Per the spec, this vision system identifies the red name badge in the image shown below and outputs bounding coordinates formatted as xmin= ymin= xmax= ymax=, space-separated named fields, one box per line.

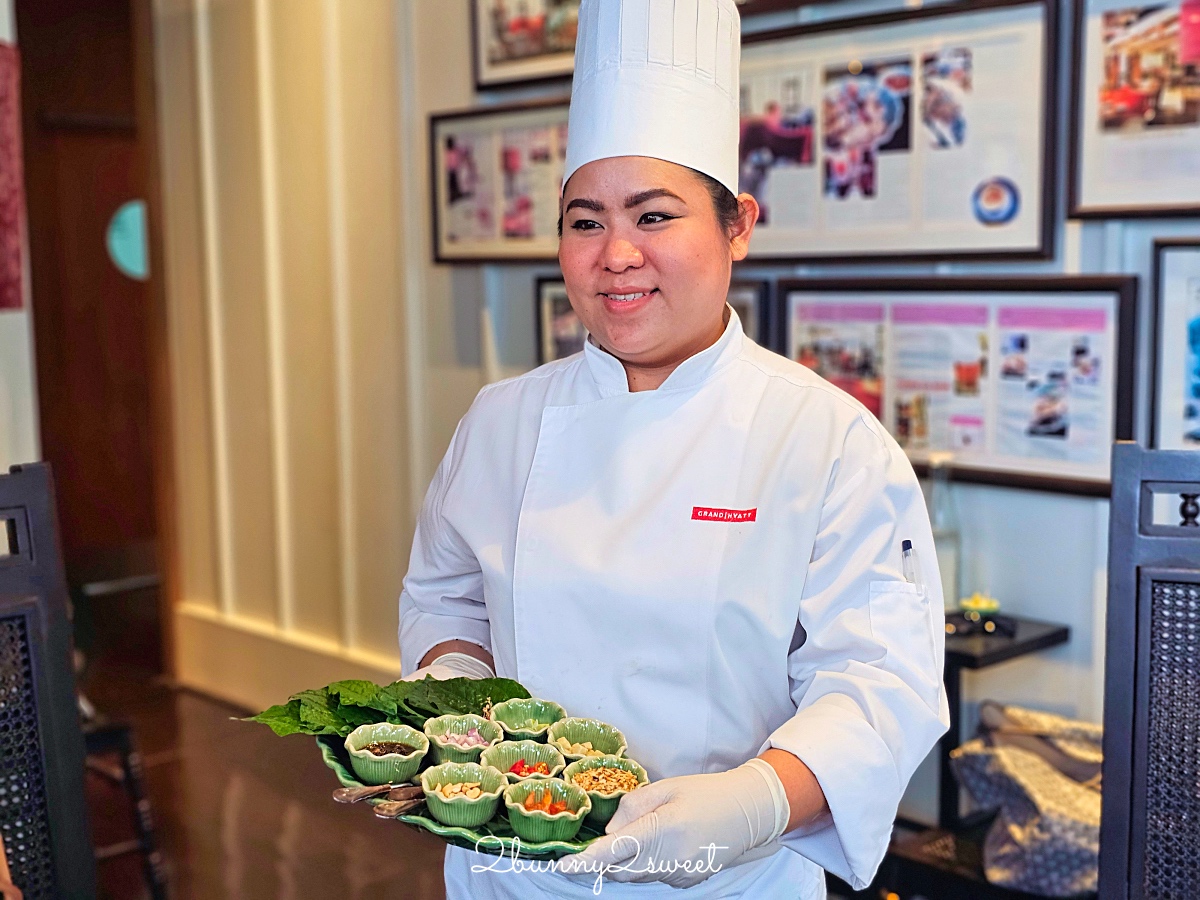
xmin=692 ymin=507 xmax=757 ymax=523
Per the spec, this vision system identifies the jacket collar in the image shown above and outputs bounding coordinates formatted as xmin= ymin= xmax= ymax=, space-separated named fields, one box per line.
xmin=584 ymin=307 xmax=745 ymax=398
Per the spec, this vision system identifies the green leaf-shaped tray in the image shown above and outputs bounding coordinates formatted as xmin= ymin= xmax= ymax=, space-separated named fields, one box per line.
xmin=317 ymin=736 xmax=601 ymax=858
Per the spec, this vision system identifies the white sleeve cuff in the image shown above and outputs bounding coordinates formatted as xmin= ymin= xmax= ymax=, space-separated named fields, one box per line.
xmin=399 ymin=607 xmax=494 ymax=677
xmin=764 ymin=695 xmax=902 ymax=890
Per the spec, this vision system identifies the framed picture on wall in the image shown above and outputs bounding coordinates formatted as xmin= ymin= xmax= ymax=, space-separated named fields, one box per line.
xmin=728 ymin=279 xmax=772 ymax=347
xmin=779 ymin=276 xmax=1138 ymax=494
xmin=472 ymin=1 xmax=580 ymax=90
xmin=1069 ymin=1 xmax=1200 ymax=218
xmin=1151 ymin=240 xmax=1200 ymax=448
xmin=740 ymin=0 xmax=1056 ymax=263
xmin=535 ymin=277 xmax=777 ymax=365
xmin=431 ymin=99 xmax=569 ymax=263
xmin=536 ymin=277 xmax=586 ymax=364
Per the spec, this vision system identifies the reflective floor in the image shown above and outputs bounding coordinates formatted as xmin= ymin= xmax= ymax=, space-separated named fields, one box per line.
xmin=83 ymin=666 xmax=447 ymax=900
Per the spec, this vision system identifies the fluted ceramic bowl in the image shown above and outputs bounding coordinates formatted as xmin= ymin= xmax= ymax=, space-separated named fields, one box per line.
xmin=420 ymin=761 xmax=507 ymax=829
xmin=562 ymin=754 xmax=649 ymax=828
xmin=480 ymin=740 xmax=566 ymax=783
xmin=547 ymin=718 xmax=627 ymax=762
xmin=503 ymin=778 xmax=591 ymax=844
xmin=344 ymin=723 xmax=428 ymax=786
xmin=489 ymin=698 xmax=566 ymax=742
xmin=423 ymin=714 xmax=503 ymax=764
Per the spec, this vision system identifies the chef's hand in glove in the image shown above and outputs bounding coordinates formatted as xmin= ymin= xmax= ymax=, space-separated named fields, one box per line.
xmin=402 ymin=649 xmax=495 ymax=682
xmin=561 ymin=758 xmax=790 ymax=889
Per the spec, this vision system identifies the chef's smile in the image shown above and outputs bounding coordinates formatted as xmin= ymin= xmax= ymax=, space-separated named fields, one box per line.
xmin=600 ymin=287 xmax=659 ymax=313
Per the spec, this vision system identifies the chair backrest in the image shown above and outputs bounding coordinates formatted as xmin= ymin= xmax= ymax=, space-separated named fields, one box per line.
xmin=1103 ymin=442 xmax=1200 ymax=900
xmin=0 ymin=463 xmax=96 ymax=899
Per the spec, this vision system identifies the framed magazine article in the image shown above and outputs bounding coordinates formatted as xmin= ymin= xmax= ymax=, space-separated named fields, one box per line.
xmin=1151 ymin=240 xmax=1200 ymax=448
xmin=431 ymin=100 xmax=569 ymax=263
xmin=740 ymin=0 xmax=1056 ymax=263
xmin=535 ymin=277 xmax=776 ymax=365
xmin=1069 ymin=0 xmax=1200 ymax=218
xmin=471 ymin=1 xmax=579 ymax=90
xmin=779 ymin=276 xmax=1138 ymax=494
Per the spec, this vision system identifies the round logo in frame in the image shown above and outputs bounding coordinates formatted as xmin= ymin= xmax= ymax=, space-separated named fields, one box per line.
xmin=972 ymin=178 xmax=1020 ymax=226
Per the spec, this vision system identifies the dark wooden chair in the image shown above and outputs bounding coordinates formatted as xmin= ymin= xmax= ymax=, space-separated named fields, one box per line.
xmin=1102 ymin=442 xmax=1200 ymax=899
xmin=0 ymin=463 xmax=96 ymax=898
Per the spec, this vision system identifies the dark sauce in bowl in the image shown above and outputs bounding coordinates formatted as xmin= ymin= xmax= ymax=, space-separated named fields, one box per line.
xmin=364 ymin=740 xmax=418 ymax=757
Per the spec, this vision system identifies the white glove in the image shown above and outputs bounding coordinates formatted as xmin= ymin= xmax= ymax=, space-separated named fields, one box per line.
xmin=562 ymin=757 xmax=790 ymax=889
xmin=401 ymin=651 xmax=495 ymax=682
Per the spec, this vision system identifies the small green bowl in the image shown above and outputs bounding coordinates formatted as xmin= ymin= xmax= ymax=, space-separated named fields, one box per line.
xmin=423 ymin=714 xmax=503 ymax=764
xmin=480 ymin=740 xmax=566 ymax=783
xmin=547 ymin=718 xmax=627 ymax=761
xmin=489 ymin=698 xmax=566 ymax=742
xmin=503 ymin=778 xmax=591 ymax=843
xmin=562 ymin=755 xmax=650 ymax=828
xmin=420 ymin=762 xmax=507 ymax=829
xmin=344 ymin=723 xmax=429 ymax=786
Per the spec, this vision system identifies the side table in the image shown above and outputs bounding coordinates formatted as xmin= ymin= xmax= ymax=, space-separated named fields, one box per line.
xmin=831 ymin=613 xmax=1075 ymax=900
xmin=938 ymin=615 xmax=1070 ymax=828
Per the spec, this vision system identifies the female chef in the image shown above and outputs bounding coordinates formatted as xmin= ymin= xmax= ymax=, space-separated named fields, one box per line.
xmin=399 ymin=0 xmax=949 ymax=896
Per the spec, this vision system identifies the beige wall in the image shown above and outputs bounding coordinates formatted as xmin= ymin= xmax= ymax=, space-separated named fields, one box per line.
xmin=0 ymin=1 xmax=41 ymax=472
xmin=154 ymin=0 xmax=474 ymax=710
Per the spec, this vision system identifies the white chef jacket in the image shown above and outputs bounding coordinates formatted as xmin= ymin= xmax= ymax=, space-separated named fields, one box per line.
xmin=399 ymin=312 xmax=950 ymax=898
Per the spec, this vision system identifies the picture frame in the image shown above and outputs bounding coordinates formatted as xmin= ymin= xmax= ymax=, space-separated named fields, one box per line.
xmin=778 ymin=276 xmax=1138 ymax=494
xmin=1150 ymin=240 xmax=1200 ymax=449
xmin=536 ymin=276 xmax=585 ymax=365
xmin=471 ymin=1 xmax=580 ymax=91
xmin=535 ymin=277 xmax=777 ymax=365
xmin=431 ymin=99 xmax=569 ymax=263
xmin=740 ymin=0 xmax=1057 ymax=263
xmin=1069 ymin=0 xmax=1200 ymax=218
xmin=727 ymin=279 xmax=772 ymax=347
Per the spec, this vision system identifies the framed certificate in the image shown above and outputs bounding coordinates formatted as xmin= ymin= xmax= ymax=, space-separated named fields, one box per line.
xmin=1151 ymin=240 xmax=1200 ymax=448
xmin=471 ymin=1 xmax=579 ymax=90
xmin=1069 ymin=0 xmax=1200 ymax=217
xmin=430 ymin=99 xmax=569 ymax=263
xmin=779 ymin=276 xmax=1138 ymax=494
xmin=741 ymin=0 xmax=1056 ymax=262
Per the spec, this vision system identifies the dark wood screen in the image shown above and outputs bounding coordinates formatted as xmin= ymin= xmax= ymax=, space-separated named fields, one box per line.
xmin=1103 ymin=442 xmax=1200 ymax=900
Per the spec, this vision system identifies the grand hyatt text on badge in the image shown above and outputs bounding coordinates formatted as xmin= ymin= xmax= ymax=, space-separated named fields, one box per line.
xmin=692 ymin=507 xmax=757 ymax=523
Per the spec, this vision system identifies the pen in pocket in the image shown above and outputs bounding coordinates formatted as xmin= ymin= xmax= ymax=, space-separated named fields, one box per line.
xmin=901 ymin=539 xmax=917 ymax=584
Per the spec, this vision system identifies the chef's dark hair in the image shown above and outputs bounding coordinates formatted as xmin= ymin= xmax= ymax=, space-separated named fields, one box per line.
xmin=557 ymin=167 xmax=741 ymax=238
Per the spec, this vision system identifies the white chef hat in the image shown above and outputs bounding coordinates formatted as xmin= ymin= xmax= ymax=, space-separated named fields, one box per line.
xmin=563 ymin=0 xmax=742 ymax=196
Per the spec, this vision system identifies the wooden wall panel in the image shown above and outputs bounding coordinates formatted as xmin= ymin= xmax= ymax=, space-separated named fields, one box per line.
xmin=154 ymin=0 xmax=219 ymax=612
xmin=265 ymin=0 xmax=341 ymax=639
xmin=204 ymin=0 xmax=277 ymax=623
xmin=338 ymin=0 xmax=408 ymax=658
xmin=158 ymin=0 xmax=414 ymax=700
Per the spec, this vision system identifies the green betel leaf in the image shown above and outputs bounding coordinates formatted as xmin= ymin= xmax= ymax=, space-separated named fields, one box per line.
xmin=295 ymin=688 xmax=351 ymax=736
xmin=242 ymin=700 xmax=305 ymax=736
xmin=327 ymin=679 xmax=380 ymax=707
xmin=327 ymin=679 xmax=398 ymax=717
xmin=246 ymin=676 xmax=533 ymax=736
xmin=392 ymin=677 xmax=530 ymax=727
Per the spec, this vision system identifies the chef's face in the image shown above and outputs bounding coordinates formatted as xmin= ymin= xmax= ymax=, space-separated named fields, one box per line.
xmin=558 ymin=156 xmax=758 ymax=380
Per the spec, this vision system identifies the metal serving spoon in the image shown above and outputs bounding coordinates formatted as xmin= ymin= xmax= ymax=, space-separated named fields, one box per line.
xmin=373 ymin=797 xmax=424 ymax=819
xmin=332 ymin=782 xmax=425 ymax=804
xmin=333 ymin=784 xmax=394 ymax=803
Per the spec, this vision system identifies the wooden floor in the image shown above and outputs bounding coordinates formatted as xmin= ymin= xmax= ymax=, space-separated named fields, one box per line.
xmin=81 ymin=632 xmax=447 ymax=899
